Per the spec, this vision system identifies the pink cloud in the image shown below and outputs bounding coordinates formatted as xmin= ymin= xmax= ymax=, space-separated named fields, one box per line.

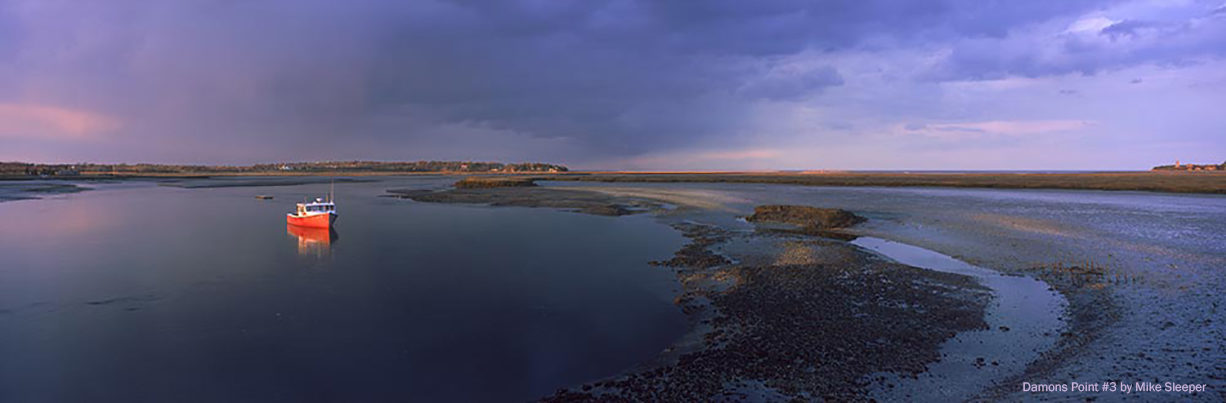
xmin=0 ymin=103 xmax=119 ymax=140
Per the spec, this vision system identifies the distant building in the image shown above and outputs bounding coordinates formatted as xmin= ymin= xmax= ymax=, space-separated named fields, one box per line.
xmin=1152 ymin=160 xmax=1226 ymax=172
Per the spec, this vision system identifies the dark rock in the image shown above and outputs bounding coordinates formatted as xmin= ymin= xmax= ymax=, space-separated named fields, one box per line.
xmin=746 ymin=205 xmax=866 ymax=231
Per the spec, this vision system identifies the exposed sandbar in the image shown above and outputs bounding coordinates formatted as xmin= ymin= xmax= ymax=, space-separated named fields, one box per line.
xmin=387 ymin=185 xmax=665 ymax=216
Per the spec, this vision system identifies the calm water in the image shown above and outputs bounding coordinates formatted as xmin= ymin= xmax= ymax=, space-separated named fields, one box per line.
xmin=0 ymin=177 xmax=687 ymax=402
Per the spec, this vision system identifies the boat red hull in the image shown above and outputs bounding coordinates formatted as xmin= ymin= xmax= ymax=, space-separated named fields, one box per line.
xmin=286 ymin=212 xmax=336 ymax=229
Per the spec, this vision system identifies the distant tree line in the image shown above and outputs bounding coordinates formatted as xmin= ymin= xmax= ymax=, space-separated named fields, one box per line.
xmin=0 ymin=161 xmax=568 ymax=177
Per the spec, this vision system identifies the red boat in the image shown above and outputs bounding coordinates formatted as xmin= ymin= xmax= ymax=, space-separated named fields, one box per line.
xmin=287 ymin=196 xmax=337 ymax=229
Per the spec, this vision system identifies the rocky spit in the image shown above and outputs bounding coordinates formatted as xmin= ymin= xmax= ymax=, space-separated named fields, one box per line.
xmin=544 ymin=225 xmax=989 ymax=401
xmin=0 ymin=182 xmax=90 ymax=202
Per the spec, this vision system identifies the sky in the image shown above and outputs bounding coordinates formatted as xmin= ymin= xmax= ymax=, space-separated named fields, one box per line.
xmin=1 ymin=0 xmax=1224 ymax=170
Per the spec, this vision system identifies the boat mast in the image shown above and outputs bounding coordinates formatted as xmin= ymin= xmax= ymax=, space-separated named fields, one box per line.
xmin=329 ymin=179 xmax=334 ymax=203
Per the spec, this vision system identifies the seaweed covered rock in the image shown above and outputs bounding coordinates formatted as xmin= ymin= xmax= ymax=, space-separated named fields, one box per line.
xmin=453 ymin=176 xmax=538 ymax=189
xmin=746 ymin=205 xmax=865 ymax=231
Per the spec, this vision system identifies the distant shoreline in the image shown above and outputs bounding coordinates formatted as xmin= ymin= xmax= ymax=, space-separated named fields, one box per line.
xmin=0 ymin=160 xmax=568 ymax=178
xmin=0 ymin=171 xmax=489 ymax=180
xmin=3 ymin=170 xmax=1223 ymax=194
xmin=538 ymin=171 xmax=1226 ymax=195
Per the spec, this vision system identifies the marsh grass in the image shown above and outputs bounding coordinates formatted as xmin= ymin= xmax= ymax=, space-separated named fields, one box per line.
xmin=453 ymin=176 xmax=539 ymax=189
xmin=543 ymin=171 xmax=1226 ymax=194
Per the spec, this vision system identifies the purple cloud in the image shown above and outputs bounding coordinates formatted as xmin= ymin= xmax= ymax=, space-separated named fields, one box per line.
xmin=0 ymin=0 xmax=1222 ymax=169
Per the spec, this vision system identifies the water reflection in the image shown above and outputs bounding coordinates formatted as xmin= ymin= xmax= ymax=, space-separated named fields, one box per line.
xmin=286 ymin=224 xmax=338 ymax=256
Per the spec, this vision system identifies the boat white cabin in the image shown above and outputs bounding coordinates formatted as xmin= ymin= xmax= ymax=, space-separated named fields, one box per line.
xmin=295 ymin=198 xmax=336 ymax=216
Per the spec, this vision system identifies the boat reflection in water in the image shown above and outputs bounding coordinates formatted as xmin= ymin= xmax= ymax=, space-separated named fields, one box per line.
xmin=286 ymin=224 xmax=338 ymax=257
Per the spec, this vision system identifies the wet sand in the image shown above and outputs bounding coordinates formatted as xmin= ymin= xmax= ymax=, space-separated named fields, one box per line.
xmin=852 ymin=237 xmax=1065 ymax=400
xmin=837 ymin=196 xmax=1225 ymax=401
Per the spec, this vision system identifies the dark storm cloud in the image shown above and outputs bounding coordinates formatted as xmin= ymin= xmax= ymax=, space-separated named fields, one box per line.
xmin=736 ymin=65 xmax=844 ymax=101
xmin=291 ymin=0 xmax=1106 ymax=150
xmin=1 ymin=0 xmax=1219 ymax=167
